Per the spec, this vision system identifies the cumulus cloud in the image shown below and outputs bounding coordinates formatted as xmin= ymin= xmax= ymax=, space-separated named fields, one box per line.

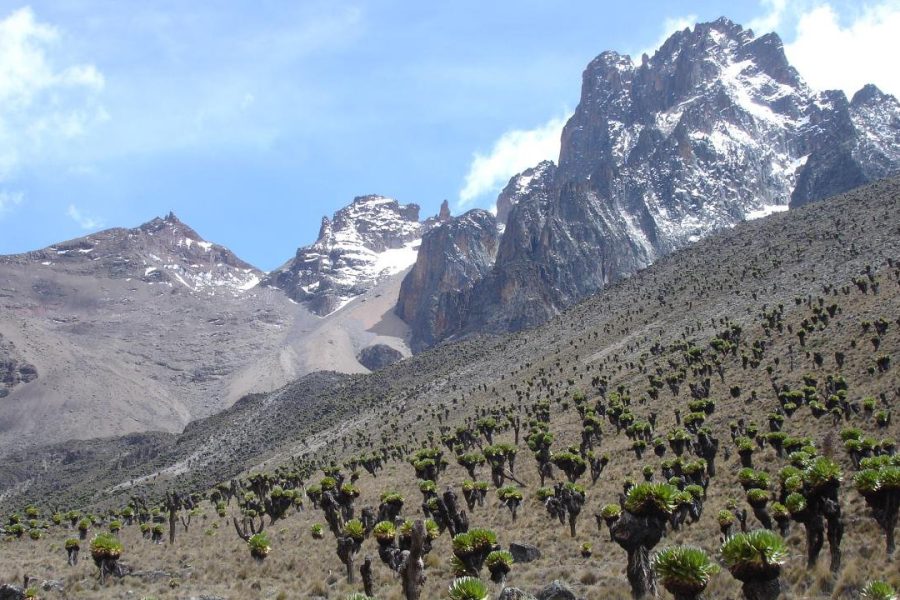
xmin=0 ymin=190 xmax=23 ymax=216
xmin=0 ymin=7 xmax=106 ymax=180
xmin=67 ymin=204 xmax=103 ymax=230
xmin=458 ymin=114 xmax=567 ymax=208
xmin=783 ymin=2 xmax=900 ymax=98
xmin=748 ymin=0 xmax=788 ymax=34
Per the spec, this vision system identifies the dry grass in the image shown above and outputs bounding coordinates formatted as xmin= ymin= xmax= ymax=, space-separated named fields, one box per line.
xmin=2 ymin=179 xmax=899 ymax=598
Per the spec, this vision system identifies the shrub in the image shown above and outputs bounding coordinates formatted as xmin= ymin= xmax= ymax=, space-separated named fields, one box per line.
xmin=653 ymin=545 xmax=719 ymax=597
xmin=624 ymin=483 xmax=679 ymax=517
xmin=862 ymin=581 xmax=897 ymax=600
xmin=720 ymin=529 xmax=787 ymax=579
xmin=248 ymin=532 xmax=271 ymax=560
xmin=600 ymin=504 xmax=621 ymax=519
xmin=373 ymin=521 xmax=396 ymax=543
xmin=447 ymin=576 xmax=489 ymax=600
xmin=804 ymin=456 xmax=841 ymax=491
xmin=380 ymin=491 xmax=404 ymax=504
xmin=343 ymin=519 xmax=365 ymax=543
xmin=89 ymin=533 xmax=123 ymax=564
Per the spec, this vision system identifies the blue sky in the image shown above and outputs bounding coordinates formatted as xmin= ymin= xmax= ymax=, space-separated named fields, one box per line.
xmin=0 ymin=0 xmax=897 ymax=270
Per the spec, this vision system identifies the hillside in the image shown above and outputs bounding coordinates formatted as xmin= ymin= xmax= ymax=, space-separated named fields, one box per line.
xmin=0 ymin=212 xmax=415 ymax=453
xmin=0 ymin=177 xmax=897 ymax=598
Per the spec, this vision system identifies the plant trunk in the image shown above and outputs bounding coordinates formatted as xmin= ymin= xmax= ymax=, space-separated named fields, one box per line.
xmin=626 ymin=546 xmax=656 ymax=600
xmin=803 ymin=517 xmax=825 ymax=568
xmin=361 ymin=556 xmax=374 ymax=596
xmin=751 ymin=506 xmax=772 ymax=530
xmin=824 ymin=505 xmax=843 ymax=573
xmin=741 ymin=577 xmax=780 ymax=600
xmin=168 ymin=509 xmax=176 ymax=545
xmin=611 ymin=511 xmax=666 ymax=599
xmin=401 ymin=520 xmax=427 ymax=600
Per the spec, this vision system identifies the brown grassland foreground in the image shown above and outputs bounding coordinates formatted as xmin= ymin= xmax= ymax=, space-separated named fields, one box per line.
xmin=1 ymin=179 xmax=899 ymax=599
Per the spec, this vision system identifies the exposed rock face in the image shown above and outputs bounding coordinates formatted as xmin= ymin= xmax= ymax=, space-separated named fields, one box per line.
xmin=262 ymin=195 xmax=426 ymax=315
xmin=791 ymin=84 xmax=900 ymax=207
xmin=0 ymin=584 xmax=25 ymax=600
xmin=399 ymin=17 xmax=900 ymax=347
xmin=0 ymin=335 xmax=37 ymax=397
xmin=396 ymin=210 xmax=499 ymax=352
xmin=356 ymin=344 xmax=404 ymax=371
xmin=424 ymin=199 xmax=453 ymax=229
xmin=499 ymin=589 xmax=537 ymax=600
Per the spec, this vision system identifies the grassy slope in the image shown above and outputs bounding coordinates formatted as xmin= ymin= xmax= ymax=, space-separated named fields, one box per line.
xmin=1 ymin=177 xmax=898 ymax=598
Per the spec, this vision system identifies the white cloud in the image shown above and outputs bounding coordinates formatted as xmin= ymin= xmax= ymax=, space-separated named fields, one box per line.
xmin=458 ymin=114 xmax=567 ymax=208
xmin=67 ymin=204 xmax=103 ymax=230
xmin=783 ymin=2 xmax=900 ymax=98
xmin=635 ymin=14 xmax=698 ymax=61
xmin=0 ymin=190 xmax=23 ymax=216
xmin=0 ymin=7 xmax=106 ymax=180
xmin=748 ymin=0 xmax=789 ymax=34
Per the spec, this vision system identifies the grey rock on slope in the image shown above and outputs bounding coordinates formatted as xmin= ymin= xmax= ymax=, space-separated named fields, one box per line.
xmin=356 ymin=344 xmax=404 ymax=371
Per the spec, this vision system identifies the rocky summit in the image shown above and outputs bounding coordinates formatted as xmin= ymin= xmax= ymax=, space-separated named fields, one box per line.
xmin=262 ymin=195 xmax=449 ymax=315
xmin=1 ymin=212 xmax=262 ymax=295
xmin=397 ymin=17 xmax=900 ymax=348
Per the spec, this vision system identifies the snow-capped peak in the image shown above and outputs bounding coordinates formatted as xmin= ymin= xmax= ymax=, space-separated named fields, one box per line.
xmin=263 ymin=195 xmax=448 ymax=316
xmin=9 ymin=212 xmax=263 ymax=297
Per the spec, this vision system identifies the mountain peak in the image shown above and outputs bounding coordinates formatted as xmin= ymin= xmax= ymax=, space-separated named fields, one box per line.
xmin=703 ymin=16 xmax=744 ymax=36
xmin=852 ymin=83 xmax=895 ymax=107
xmin=139 ymin=211 xmax=202 ymax=240
xmin=264 ymin=194 xmax=426 ymax=315
xmin=402 ymin=16 xmax=900 ymax=349
xmin=2 ymin=212 xmax=262 ymax=296
xmin=496 ymin=160 xmax=556 ymax=225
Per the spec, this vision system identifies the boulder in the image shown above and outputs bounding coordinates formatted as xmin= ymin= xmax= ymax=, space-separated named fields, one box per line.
xmin=536 ymin=580 xmax=578 ymax=600
xmin=509 ymin=542 xmax=542 ymax=563
xmin=357 ymin=344 xmax=404 ymax=371
xmin=0 ymin=585 xmax=25 ymax=600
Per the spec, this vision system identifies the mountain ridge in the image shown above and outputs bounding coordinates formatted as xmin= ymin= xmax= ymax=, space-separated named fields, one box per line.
xmin=0 ymin=206 xmax=419 ymax=452
xmin=2 ymin=174 xmax=896 ymax=513
xmin=261 ymin=195 xmax=451 ymax=315
xmin=397 ymin=16 xmax=900 ymax=348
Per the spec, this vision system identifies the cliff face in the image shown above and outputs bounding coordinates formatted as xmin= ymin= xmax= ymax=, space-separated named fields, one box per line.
xmin=395 ymin=209 xmax=499 ymax=352
xmin=397 ymin=17 xmax=900 ymax=347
